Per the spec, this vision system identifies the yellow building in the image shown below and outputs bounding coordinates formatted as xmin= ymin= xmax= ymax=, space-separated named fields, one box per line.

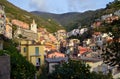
xmin=20 ymin=40 xmax=45 ymax=66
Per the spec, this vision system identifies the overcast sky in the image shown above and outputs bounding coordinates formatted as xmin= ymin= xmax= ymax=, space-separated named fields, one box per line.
xmin=8 ymin=0 xmax=114 ymax=14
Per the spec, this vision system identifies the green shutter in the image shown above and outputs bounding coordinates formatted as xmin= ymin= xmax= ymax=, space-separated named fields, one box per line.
xmin=35 ymin=47 xmax=39 ymax=55
xmin=23 ymin=47 xmax=26 ymax=52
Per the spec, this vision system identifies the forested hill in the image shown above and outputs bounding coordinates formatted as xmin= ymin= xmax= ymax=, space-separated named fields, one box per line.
xmin=31 ymin=0 xmax=120 ymax=31
xmin=0 ymin=0 xmax=64 ymax=33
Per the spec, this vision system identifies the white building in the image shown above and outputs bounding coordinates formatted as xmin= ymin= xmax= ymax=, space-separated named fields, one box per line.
xmin=114 ymin=10 xmax=120 ymax=16
xmin=101 ymin=14 xmax=112 ymax=20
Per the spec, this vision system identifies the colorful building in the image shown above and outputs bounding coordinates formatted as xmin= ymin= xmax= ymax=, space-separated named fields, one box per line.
xmin=11 ymin=19 xmax=29 ymax=29
xmin=56 ymin=29 xmax=66 ymax=42
xmin=5 ymin=18 xmax=12 ymax=39
xmin=20 ymin=40 xmax=45 ymax=66
xmin=0 ymin=5 xmax=6 ymax=34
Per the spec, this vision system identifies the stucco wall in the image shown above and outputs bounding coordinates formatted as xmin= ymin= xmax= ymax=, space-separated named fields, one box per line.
xmin=0 ymin=56 xmax=10 ymax=79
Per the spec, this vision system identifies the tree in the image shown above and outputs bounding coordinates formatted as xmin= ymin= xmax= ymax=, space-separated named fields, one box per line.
xmin=102 ymin=19 xmax=120 ymax=68
xmin=38 ymin=65 xmax=48 ymax=79
xmin=0 ymin=38 xmax=36 ymax=79
xmin=48 ymin=60 xmax=113 ymax=79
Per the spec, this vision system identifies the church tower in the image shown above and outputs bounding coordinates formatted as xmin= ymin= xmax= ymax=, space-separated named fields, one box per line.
xmin=30 ymin=19 xmax=37 ymax=33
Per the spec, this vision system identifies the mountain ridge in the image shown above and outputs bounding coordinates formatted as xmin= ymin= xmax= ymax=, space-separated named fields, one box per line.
xmin=31 ymin=0 xmax=120 ymax=31
xmin=31 ymin=9 xmax=104 ymax=31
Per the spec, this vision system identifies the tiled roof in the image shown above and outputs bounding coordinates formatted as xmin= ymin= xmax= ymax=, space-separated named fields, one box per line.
xmin=47 ymin=52 xmax=65 ymax=58
xmin=78 ymin=46 xmax=91 ymax=54
xmin=71 ymin=57 xmax=102 ymax=62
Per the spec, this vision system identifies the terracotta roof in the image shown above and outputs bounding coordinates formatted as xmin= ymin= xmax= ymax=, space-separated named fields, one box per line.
xmin=47 ymin=52 xmax=65 ymax=58
xmin=78 ymin=46 xmax=90 ymax=54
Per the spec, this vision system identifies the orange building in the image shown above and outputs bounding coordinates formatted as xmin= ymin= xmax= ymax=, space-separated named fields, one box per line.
xmin=5 ymin=18 xmax=12 ymax=39
xmin=78 ymin=46 xmax=91 ymax=55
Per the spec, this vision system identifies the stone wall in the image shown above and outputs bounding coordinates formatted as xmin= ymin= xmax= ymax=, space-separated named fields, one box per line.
xmin=0 ymin=56 xmax=10 ymax=79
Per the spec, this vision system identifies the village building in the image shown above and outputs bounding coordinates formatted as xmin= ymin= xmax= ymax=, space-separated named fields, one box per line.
xmin=20 ymin=40 xmax=45 ymax=67
xmin=11 ymin=19 xmax=29 ymax=29
xmin=55 ymin=29 xmax=66 ymax=42
xmin=0 ymin=5 xmax=6 ymax=34
xmin=13 ymin=20 xmax=38 ymax=40
xmin=105 ymin=15 xmax=119 ymax=23
xmin=5 ymin=18 xmax=12 ymax=39
xmin=91 ymin=20 xmax=102 ymax=28
xmin=45 ymin=57 xmax=68 ymax=73
xmin=114 ymin=9 xmax=120 ymax=17
xmin=45 ymin=51 xmax=68 ymax=73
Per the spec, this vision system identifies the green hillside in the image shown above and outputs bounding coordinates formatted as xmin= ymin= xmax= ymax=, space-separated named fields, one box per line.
xmin=0 ymin=0 xmax=64 ymax=33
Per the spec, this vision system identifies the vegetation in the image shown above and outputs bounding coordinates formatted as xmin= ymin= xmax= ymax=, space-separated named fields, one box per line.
xmin=101 ymin=19 xmax=120 ymax=68
xmin=32 ymin=10 xmax=104 ymax=31
xmin=106 ymin=0 xmax=120 ymax=10
xmin=0 ymin=0 xmax=64 ymax=32
xmin=0 ymin=36 xmax=36 ymax=79
xmin=39 ymin=59 xmax=113 ymax=79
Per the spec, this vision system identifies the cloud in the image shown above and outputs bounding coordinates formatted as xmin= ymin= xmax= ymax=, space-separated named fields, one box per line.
xmin=30 ymin=0 xmax=47 ymax=12
xmin=29 ymin=0 xmax=113 ymax=14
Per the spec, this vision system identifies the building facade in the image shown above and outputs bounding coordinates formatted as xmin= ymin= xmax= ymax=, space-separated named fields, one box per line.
xmin=20 ymin=40 xmax=45 ymax=67
xmin=5 ymin=18 xmax=12 ymax=39
xmin=0 ymin=5 xmax=6 ymax=34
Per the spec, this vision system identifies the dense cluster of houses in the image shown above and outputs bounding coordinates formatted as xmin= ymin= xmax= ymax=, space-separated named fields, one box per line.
xmin=0 ymin=4 xmax=120 ymax=78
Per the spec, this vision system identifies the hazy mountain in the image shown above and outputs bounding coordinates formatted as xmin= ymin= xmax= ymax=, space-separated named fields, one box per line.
xmin=31 ymin=0 xmax=120 ymax=31
xmin=31 ymin=10 xmax=103 ymax=31
xmin=31 ymin=11 xmax=80 ymax=26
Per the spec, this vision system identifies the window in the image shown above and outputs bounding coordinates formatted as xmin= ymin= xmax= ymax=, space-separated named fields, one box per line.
xmin=38 ymin=58 xmax=41 ymax=65
xmin=35 ymin=47 xmax=39 ymax=55
xmin=23 ymin=47 xmax=27 ymax=52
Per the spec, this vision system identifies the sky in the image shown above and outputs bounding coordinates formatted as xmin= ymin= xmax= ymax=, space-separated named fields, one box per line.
xmin=8 ymin=0 xmax=114 ymax=14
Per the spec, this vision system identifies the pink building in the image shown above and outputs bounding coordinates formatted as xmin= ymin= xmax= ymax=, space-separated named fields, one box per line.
xmin=11 ymin=19 xmax=29 ymax=29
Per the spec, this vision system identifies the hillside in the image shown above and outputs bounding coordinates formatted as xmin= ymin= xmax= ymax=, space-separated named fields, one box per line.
xmin=31 ymin=0 xmax=120 ymax=31
xmin=31 ymin=10 xmax=104 ymax=31
xmin=31 ymin=11 xmax=81 ymax=26
xmin=0 ymin=0 xmax=64 ymax=33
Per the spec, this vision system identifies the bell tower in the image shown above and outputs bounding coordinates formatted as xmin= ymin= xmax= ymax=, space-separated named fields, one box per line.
xmin=30 ymin=19 xmax=37 ymax=33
